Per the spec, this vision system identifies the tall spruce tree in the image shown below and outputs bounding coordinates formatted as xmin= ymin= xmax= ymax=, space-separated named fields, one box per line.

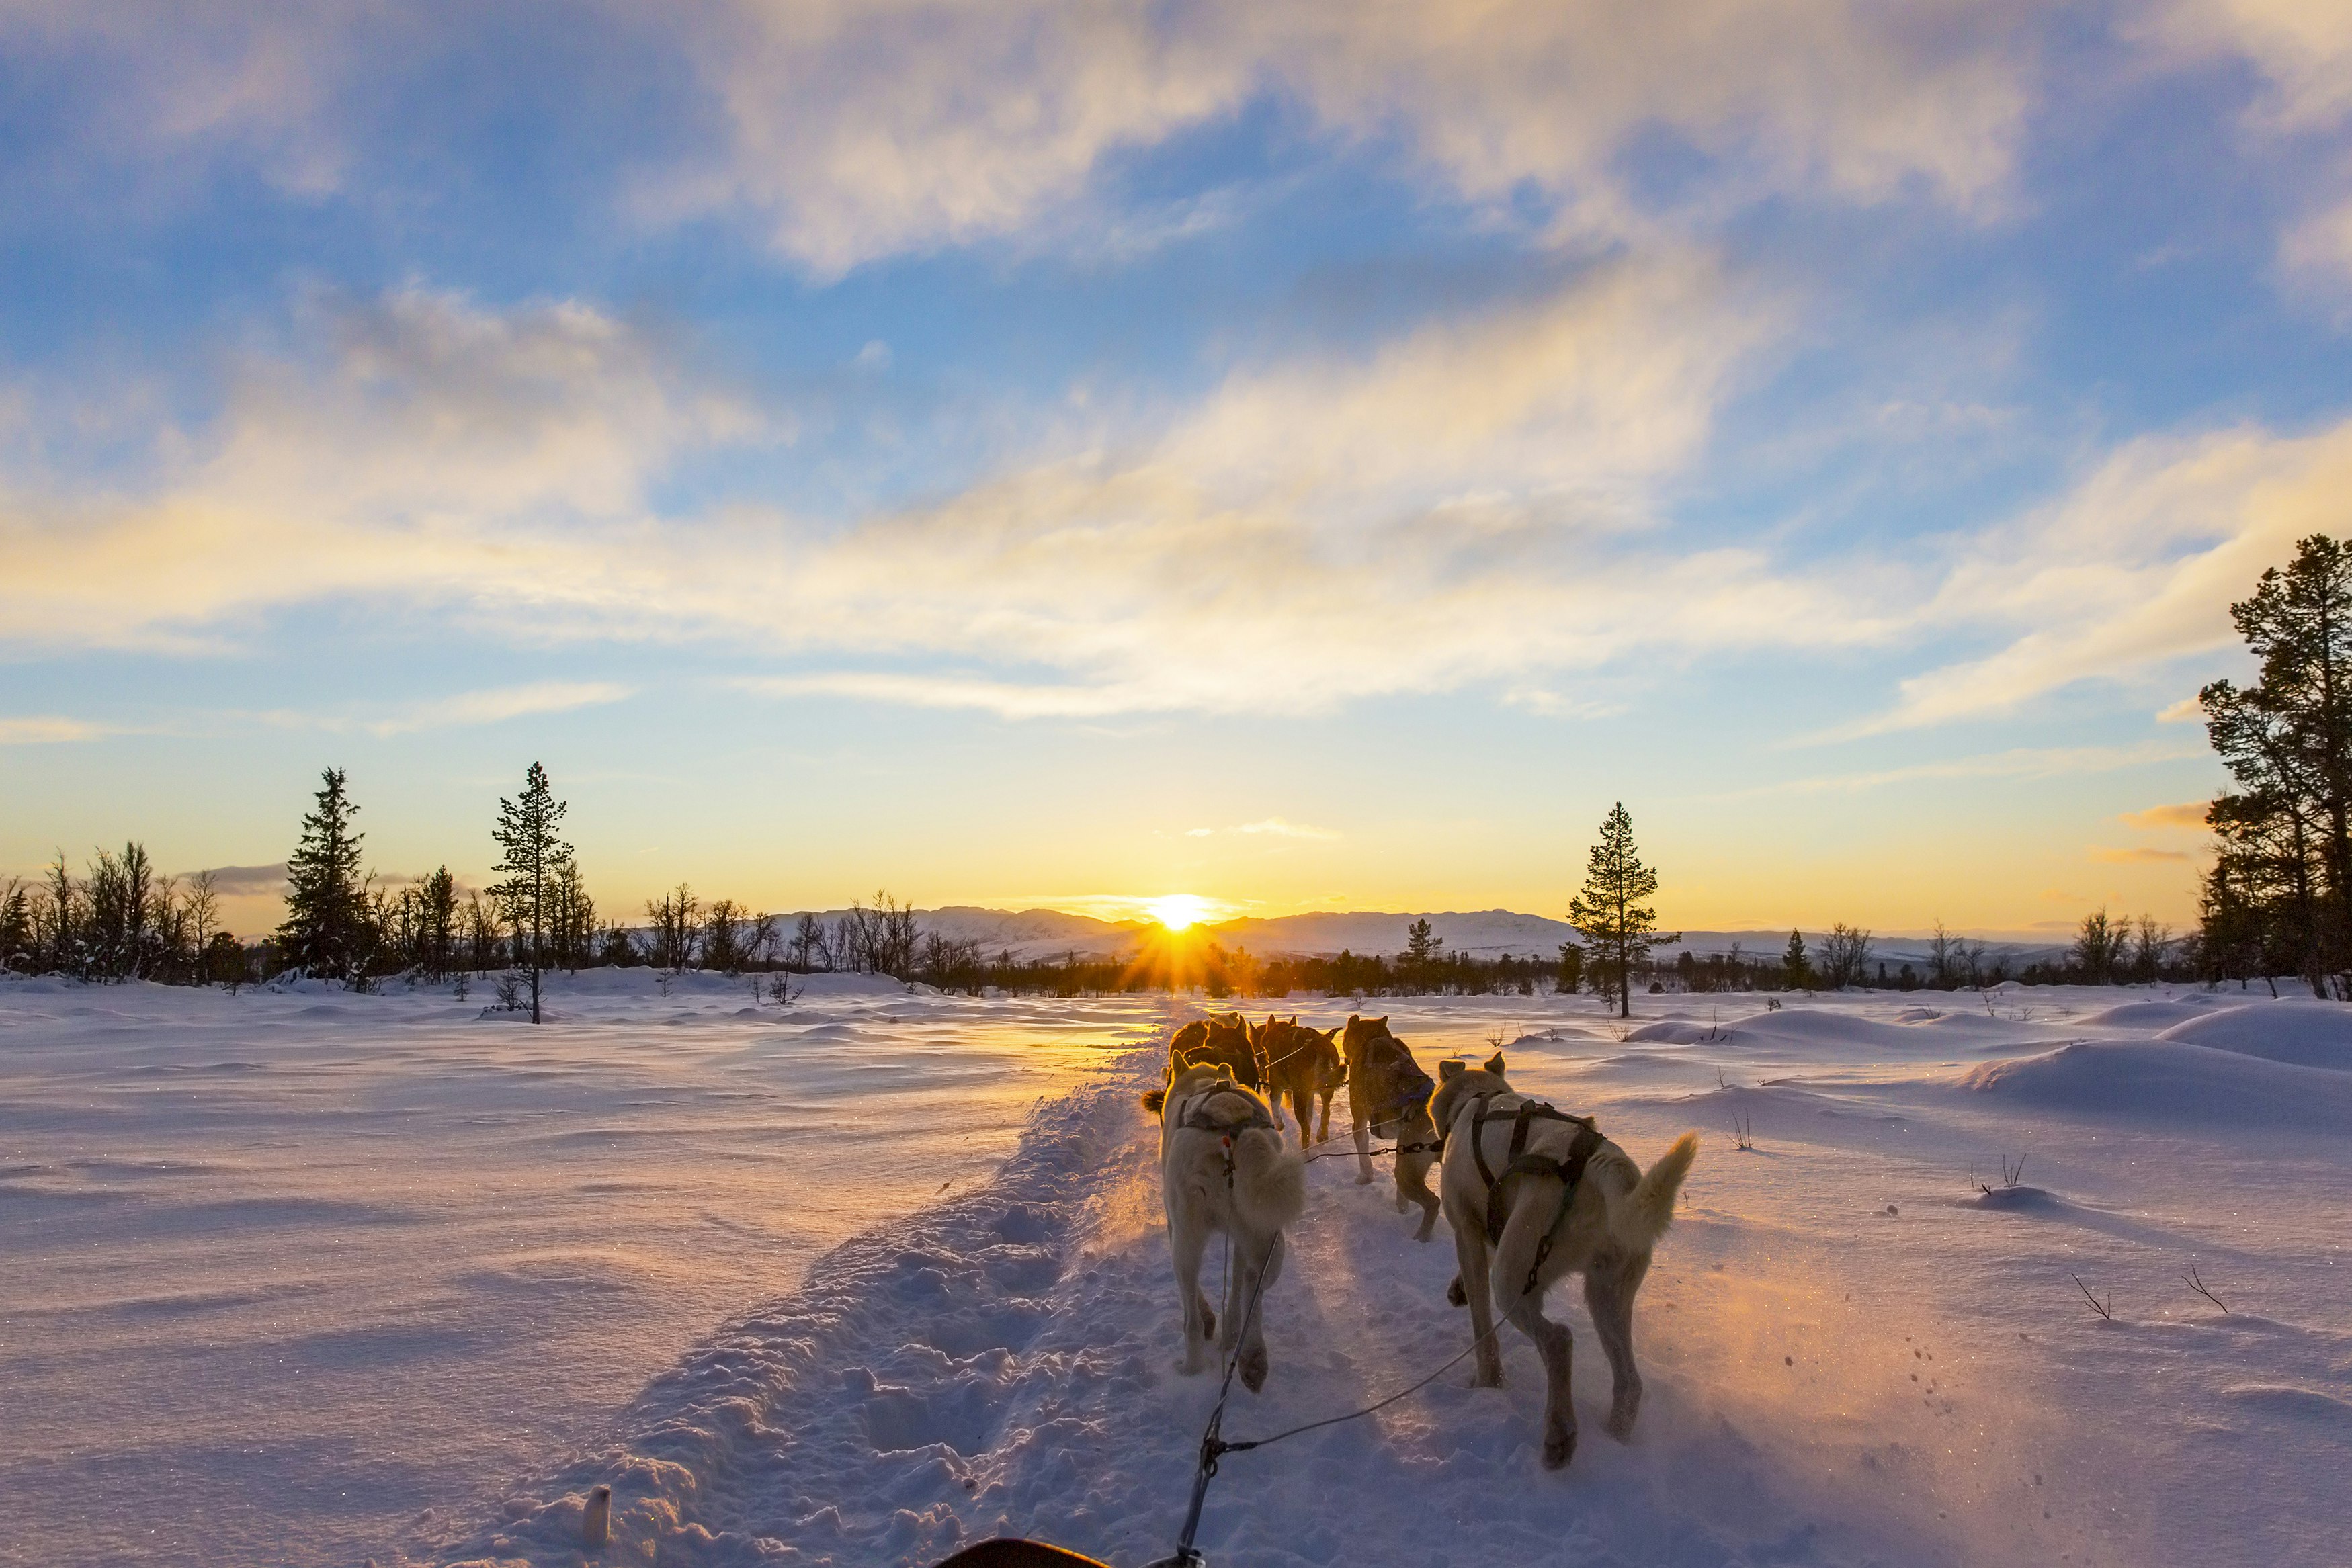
xmin=491 ymin=762 xmax=572 ymax=1023
xmin=1781 ymin=928 xmax=1811 ymax=990
xmin=278 ymin=768 xmax=368 ymax=981
xmin=2200 ymin=534 xmax=2352 ymax=992
xmin=1568 ymin=803 xmax=1678 ymax=1017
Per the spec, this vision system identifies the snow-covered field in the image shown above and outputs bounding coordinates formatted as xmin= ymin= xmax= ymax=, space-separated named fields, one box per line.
xmin=5 ymin=979 xmax=2349 ymax=1567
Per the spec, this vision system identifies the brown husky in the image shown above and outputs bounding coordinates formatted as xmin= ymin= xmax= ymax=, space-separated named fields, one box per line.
xmin=1163 ymin=1012 xmax=1261 ymax=1091
xmin=1339 ymin=1015 xmax=1442 ymax=1240
xmin=1429 ymin=1052 xmax=1698 ymax=1469
xmin=1248 ymin=1015 xmax=1343 ymax=1145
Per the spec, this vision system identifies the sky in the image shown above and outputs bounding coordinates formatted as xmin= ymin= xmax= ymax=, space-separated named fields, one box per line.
xmin=4 ymin=0 xmax=2351 ymax=941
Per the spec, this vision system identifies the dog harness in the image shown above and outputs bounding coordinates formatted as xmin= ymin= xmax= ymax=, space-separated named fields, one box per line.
xmin=1175 ymin=1079 xmax=1276 ymax=1136
xmin=1447 ymin=1091 xmax=1604 ymax=1293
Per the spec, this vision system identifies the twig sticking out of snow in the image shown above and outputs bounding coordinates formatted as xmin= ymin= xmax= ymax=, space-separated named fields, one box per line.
xmin=1730 ymin=1106 xmax=1756 ymax=1152
xmin=2184 ymin=1261 xmax=2230 ymax=1314
xmin=2072 ymin=1273 xmax=2114 ymax=1321
xmin=1972 ymin=1153 xmax=2029 ymax=1196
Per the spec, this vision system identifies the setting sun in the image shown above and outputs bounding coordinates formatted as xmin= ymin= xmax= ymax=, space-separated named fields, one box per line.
xmin=1146 ymin=894 xmax=1215 ymax=931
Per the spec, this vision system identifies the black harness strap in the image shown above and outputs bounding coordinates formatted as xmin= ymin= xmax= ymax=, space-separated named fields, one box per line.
xmin=1466 ymin=1097 xmax=1604 ymax=1248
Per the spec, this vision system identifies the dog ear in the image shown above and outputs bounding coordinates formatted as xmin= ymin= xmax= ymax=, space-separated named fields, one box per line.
xmin=1320 ymin=1026 xmax=1340 ymax=1042
xmin=1483 ymin=1051 xmax=1506 ymax=1075
xmin=1439 ymin=1059 xmax=1465 ymax=1081
xmin=1347 ymin=1014 xmax=1360 ymax=1026
xmin=1374 ymin=1016 xmax=1388 ymax=1029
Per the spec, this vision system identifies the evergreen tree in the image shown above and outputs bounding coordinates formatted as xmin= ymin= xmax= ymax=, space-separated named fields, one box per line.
xmin=278 ymin=768 xmax=368 ymax=981
xmin=490 ymin=762 xmax=572 ymax=1023
xmin=1403 ymin=917 xmax=1443 ymax=992
xmin=1568 ymin=803 xmax=1678 ymax=1017
xmin=1781 ymin=928 xmax=1811 ymax=989
xmin=2200 ymin=534 xmax=2352 ymax=992
xmin=1556 ymin=939 xmax=1585 ymax=994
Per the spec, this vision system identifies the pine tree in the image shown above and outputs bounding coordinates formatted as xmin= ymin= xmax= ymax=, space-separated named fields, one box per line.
xmin=1404 ymin=917 xmax=1443 ymax=992
xmin=1568 ymin=803 xmax=1679 ymax=1017
xmin=490 ymin=762 xmax=571 ymax=1023
xmin=2200 ymin=534 xmax=2352 ymax=991
xmin=1781 ymin=928 xmax=1810 ymax=990
xmin=278 ymin=768 xmax=368 ymax=981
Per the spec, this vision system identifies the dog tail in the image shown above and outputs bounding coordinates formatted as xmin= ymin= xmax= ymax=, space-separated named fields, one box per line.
xmin=1615 ymin=1132 xmax=1699 ymax=1250
xmin=1139 ymin=1087 xmax=1167 ymax=1116
xmin=1229 ymin=1128 xmax=1307 ymax=1232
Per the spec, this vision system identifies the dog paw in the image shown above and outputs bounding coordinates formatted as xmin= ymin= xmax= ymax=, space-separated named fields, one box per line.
xmin=1353 ymin=1172 xmax=1374 ymax=1186
xmin=1605 ymin=1400 xmax=1640 ymax=1440
xmin=1542 ymin=1427 xmax=1578 ymax=1470
xmin=1445 ymin=1275 xmax=1466 ymax=1307
xmin=1238 ymin=1346 xmax=1269 ymax=1393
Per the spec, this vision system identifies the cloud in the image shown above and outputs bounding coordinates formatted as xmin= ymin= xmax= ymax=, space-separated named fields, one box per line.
xmin=2157 ymin=695 xmax=2206 ymax=722
xmin=0 ymin=286 xmax=766 ymax=654
xmin=2120 ymin=799 xmax=2213 ymax=830
xmin=2090 ymin=845 xmax=2193 ymax=863
xmin=190 ymin=863 xmax=290 ymax=894
xmin=10 ymin=263 xmax=1907 ymax=719
xmin=362 ymin=681 xmax=634 ymax=736
xmin=1717 ymin=740 xmax=2207 ymax=799
xmin=0 ymin=715 xmax=111 ymax=744
xmin=2135 ymin=0 xmax=2352 ymax=132
xmin=1867 ymin=419 xmax=2352 ymax=730
xmin=1185 ymin=818 xmax=1341 ymax=841
xmin=657 ymin=0 xmax=2040 ymax=273
xmin=2281 ymin=185 xmax=2352 ymax=295
xmin=735 ymin=673 xmax=1166 ymax=720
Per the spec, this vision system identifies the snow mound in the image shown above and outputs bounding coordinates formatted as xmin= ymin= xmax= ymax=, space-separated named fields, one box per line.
xmin=2077 ymin=1000 xmax=2220 ymax=1029
xmin=2155 ymin=1004 xmax=2352 ymax=1070
xmin=1957 ymin=1040 xmax=2352 ymax=1131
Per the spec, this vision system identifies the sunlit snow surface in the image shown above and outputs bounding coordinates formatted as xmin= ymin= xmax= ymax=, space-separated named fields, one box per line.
xmin=4 ymin=978 xmax=2349 ymax=1567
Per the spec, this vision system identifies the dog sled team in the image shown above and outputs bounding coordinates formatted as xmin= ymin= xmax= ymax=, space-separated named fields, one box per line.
xmin=1140 ymin=1011 xmax=1699 ymax=1469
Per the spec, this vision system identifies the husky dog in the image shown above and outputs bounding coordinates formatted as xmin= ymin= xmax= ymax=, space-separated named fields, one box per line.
xmin=1430 ymin=1052 xmax=1698 ymax=1469
xmin=1166 ymin=1012 xmax=1261 ymax=1090
xmin=1249 ymin=1015 xmax=1343 ymax=1145
xmin=1339 ymin=1014 xmax=1443 ymax=1241
xmin=1139 ymin=1049 xmax=1307 ymax=1391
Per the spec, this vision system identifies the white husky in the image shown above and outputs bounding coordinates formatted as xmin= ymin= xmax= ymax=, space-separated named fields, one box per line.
xmin=1140 ymin=1048 xmax=1308 ymax=1391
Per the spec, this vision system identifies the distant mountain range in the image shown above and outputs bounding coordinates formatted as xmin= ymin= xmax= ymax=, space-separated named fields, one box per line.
xmin=889 ymin=906 xmax=2072 ymax=967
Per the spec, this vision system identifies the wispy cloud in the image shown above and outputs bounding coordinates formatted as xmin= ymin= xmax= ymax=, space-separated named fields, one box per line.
xmin=1861 ymin=420 xmax=2352 ymax=732
xmin=1713 ymin=740 xmax=2206 ymax=799
xmin=1185 ymin=818 xmax=1341 ymax=841
xmin=0 ymin=715 xmax=112 ymax=745
xmin=2091 ymin=844 xmax=2193 ymax=863
xmin=362 ymin=681 xmax=634 ymax=736
xmin=734 ymin=673 xmax=1169 ymax=720
xmin=2120 ymin=799 xmax=2212 ymax=831
xmin=657 ymin=0 xmax=2038 ymax=273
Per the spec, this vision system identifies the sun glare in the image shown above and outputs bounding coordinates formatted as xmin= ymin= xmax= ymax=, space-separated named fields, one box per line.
xmin=1146 ymin=894 xmax=1214 ymax=931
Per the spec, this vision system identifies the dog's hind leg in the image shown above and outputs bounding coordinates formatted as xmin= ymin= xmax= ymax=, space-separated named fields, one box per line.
xmin=1452 ymin=1225 xmax=1504 ymax=1387
xmin=1351 ymin=1104 xmax=1376 ymax=1185
xmin=1314 ymin=1089 xmax=1334 ymax=1144
xmin=1585 ymin=1249 xmax=1651 ymax=1439
xmin=1232 ymin=1230 xmax=1282 ymax=1392
xmin=1396 ymin=1149 xmax=1441 ymax=1242
xmin=1495 ymin=1207 xmax=1579 ymax=1469
xmin=1288 ymin=1085 xmax=1314 ymax=1147
xmin=1171 ymin=1209 xmax=1211 ymax=1377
